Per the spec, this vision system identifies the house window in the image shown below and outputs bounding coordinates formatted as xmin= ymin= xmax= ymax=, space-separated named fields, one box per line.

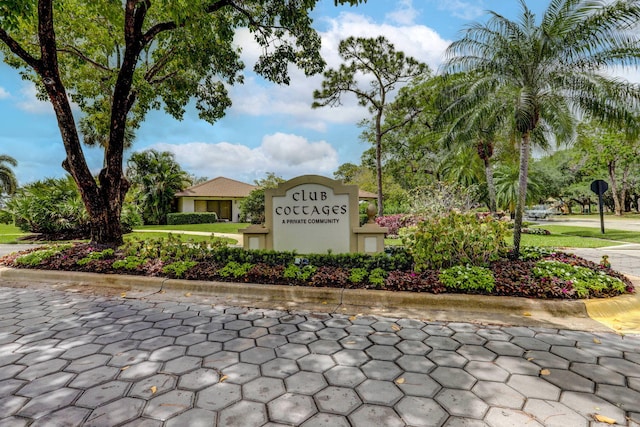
xmin=195 ymin=200 xmax=232 ymax=220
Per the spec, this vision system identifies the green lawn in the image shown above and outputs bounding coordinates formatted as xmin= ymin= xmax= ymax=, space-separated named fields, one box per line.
xmin=521 ymin=224 xmax=640 ymax=248
xmin=0 ymin=224 xmax=27 ymax=244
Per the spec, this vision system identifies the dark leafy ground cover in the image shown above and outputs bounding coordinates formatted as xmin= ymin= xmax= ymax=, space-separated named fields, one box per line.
xmin=0 ymin=242 xmax=634 ymax=300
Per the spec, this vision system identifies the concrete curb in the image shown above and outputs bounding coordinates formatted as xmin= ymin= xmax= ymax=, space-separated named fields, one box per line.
xmin=0 ymin=266 xmax=590 ymax=317
xmin=2 ymin=267 xmax=639 ymax=333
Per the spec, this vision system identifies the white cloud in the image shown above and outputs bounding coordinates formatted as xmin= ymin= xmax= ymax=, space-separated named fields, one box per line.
xmin=386 ymin=0 xmax=420 ymax=26
xmin=228 ymin=10 xmax=450 ymax=130
xmin=0 ymin=87 xmax=9 ymax=99
xmin=150 ymin=133 xmax=339 ymax=182
xmin=16 ymin=84 xmax=54 ymax=114
xmin=435 ymin=0 xmax=485 ymax=21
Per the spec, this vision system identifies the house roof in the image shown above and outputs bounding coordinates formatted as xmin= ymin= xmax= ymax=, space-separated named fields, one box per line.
xmin=175 ymin=176 xmax=256 ymax=198
xmin=358 ymin=189 xmax=377 ymax=199
xmin=176 ymin=176 xmax=380 ymax=200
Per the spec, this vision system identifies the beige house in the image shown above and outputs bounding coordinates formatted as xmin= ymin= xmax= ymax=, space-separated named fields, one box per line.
xmin=174 ymin=176 xmax=378 ymax=222
xmin=175 ymin=177 xmax=256 ymax=222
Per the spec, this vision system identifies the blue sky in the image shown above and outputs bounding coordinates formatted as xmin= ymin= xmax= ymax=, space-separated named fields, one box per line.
xmin=2 ymin=0 xmax=635 ymax=186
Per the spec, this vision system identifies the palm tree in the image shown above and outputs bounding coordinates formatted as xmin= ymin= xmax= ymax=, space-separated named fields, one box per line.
xmin=443 ymin=0 xmax=640 ymax=258
xmin=127 ymin=150 xmax=191 ymax=225
xmin=0 ymin=155 xmax=18 ymax=196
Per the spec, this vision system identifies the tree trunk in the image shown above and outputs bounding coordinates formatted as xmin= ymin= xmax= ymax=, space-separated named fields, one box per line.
xmin=476 ymin=140 xmax=497 ymax=214
xmin=608 ymin=161 xmax=623 ymax=216
xmin=484 ymin=159 xmax=497 ymax=214
xmin=512 ymin=132 xmax=531 ymax=259
xmin=375 ymin=111 xmax=384 ymax=218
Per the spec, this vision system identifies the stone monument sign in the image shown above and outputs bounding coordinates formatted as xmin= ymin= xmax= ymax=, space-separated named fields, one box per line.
xmin=241 ymin=175 xmax=387 ymax=254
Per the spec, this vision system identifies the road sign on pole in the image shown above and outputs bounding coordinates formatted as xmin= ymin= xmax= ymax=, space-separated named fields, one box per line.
xmin=590 ymin=180 xmax=608 ymax=234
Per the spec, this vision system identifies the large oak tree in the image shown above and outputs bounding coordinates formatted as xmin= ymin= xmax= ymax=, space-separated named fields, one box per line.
xmin=0 ymin=0 xmax=364 ymax=246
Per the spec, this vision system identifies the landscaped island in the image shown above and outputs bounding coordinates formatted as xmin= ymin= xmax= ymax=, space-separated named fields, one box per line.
xmin=1 ymin=235 xmax=633 ymax=300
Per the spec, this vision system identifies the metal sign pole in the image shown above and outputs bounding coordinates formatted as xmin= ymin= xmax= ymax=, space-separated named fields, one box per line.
xmin=590 ymin=180 xmax=608 ymax=235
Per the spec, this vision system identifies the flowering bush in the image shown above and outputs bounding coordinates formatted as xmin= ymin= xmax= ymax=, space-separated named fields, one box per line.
xmin=375 ymin=214 xmax=422 ymax=238
xmin=439 ymin=265 xmax=496 ymax=293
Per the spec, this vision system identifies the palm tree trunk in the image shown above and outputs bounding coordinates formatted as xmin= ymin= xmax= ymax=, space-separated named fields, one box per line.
xmin=512 ymin=132 xmax=531 ymax=259
xmin=484 ymin=159 xmax=497 ymax=214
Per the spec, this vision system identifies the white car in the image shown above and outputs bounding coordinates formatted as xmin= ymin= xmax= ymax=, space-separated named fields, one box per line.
xmin=524 ymin=205 xmax=554 ymax=220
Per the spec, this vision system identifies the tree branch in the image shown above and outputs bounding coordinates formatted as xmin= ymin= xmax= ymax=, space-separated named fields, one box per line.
xmin=58 ymin=45 xmax=112 ymax=72
xmin=0 ymin=28 xmax=41 ymax=71
xmin=143 ymin=47 xmax=176 ymax=82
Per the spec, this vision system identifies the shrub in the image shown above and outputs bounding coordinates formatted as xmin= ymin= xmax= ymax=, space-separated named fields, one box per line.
xmin=15 ymin=244 xmax=72 ymax=266
xmin=218 ymin=261 xmax=254 ymax=279
xmin=162 ymin=261 xmax=198 ymax=278
xmin=283 ymin=264 xmax=317 ymax=283
xmin=439 ymin=265 xmax=496 ymax=293
xmin=401 ymin=212 xmax=509 ymax=271
xmin=349 ymin=267 xmax=369 ymax=284
xmin=112 ymin=256 xmax=146 ymax=270
xmin=368 ymin=268 xmax=387 ymax=287
xmin=167 ymin=212 xmax=218 ymax=225
xmin=6 ymin=176 xmax=90 ymax=237
xmin=532 ymin=260 xmax=626 ymax=298
xmin=122 ymin=234 xmax=227 ymax=262
xmin=522 ymin=228 xmax=550 ymax=235
xmin=77 ymin=248 xmax=115 ymax=266
xmin=518 ymin=246 xmax=556 ymax=261
xmin=311 ymin=266 xmax=350 ymax=287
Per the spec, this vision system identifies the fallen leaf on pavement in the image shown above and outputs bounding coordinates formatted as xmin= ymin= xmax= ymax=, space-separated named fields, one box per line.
xmin=150 ymin=386 xmax=157 ymax=394
xmin=220 ymin=375 xmax=228 ymax=383
xmin=395 ymin=378 xmax=405 ymax=384
xmin=540 ymin=369 xmax=550 ymax=376
xmin=523 ymin=312 xmax=532 ymax=317
xmin=391 ymin=324 xmax=401 ymax=331
xmin=184 ymin=292 xmax=192 ymax=297
xmin=592 ymin=414 xmax=616 ymax=424
xmin=120 ymin=292 xmax=127 ymax=298
xmin=593 ymin=338 xmax=601 ymax=344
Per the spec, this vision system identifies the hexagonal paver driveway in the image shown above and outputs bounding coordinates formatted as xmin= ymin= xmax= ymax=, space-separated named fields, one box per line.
xmin=1 ymin=284 xmax=639 ymax=426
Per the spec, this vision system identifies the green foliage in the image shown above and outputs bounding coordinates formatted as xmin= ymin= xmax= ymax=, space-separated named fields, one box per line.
xmin=1 ymin=0 xmax=367 ymax=245
xmin=112 ymin=256 xmax=145 ymax=270
xmin=167 ymin=212 xmax=219 ymax=225
xmin=284 ymin=264 xmax=318 ymax=282
xmin=0 ymin=154 xmax=18 ymax=196
xmin=15 ymin=244 xmax=73 ymax=266
xmin=368 ymin=268 xmax=387 ymax=287
xmin=349 ymin=267 xmax=369 ymax=284
xmin=127 ymin=150 xmax=191 ymax=225
xmin=518 ymin=246 xmax=557 ymax=261
xmin=439 ymin=265 xmax=495 ymax=292
xmin=121 ymin=234 xmax=227 ymax=262
xmin=239 ymin=173 xmax=285 ymax=224
xmin=401 ymin=212 xmax=508 ymax=271
xmin=219 ymin=261 xmax=254 ymax=279
xmin=533 ymin=260 xmax=626 ymax=298
xmin=443 ymin=0 xmax=640 ymax=257
xmin=0 ymin=209 xmax=13 ymax=224
xmin=313 ymin=35 xmax=430 ymax=217
xmin=162 ymin=261 xmax=197 ymax=278
xmin=77 ymin=248 xmax=115 ymax=266
xmin=6 ymin=176 xmax=89 ymax=236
